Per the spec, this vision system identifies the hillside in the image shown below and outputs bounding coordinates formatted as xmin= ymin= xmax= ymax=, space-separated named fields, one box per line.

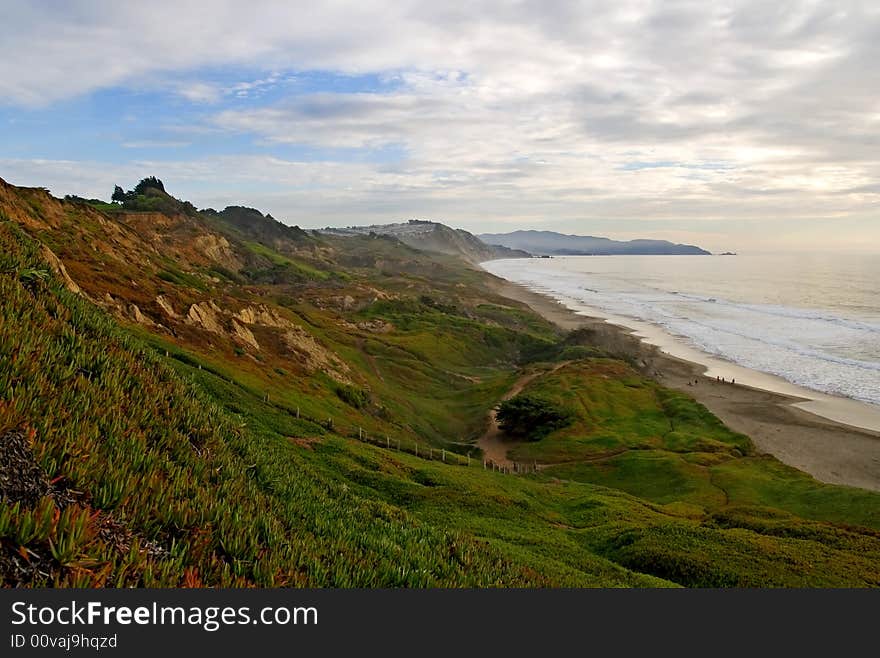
xmin=479 ymin=229 xmax=711 ymax=255
xmin=2 ymin=177 xmax=879 ymax=588
xmin=321 ymin=220 xmax=530 ymax=264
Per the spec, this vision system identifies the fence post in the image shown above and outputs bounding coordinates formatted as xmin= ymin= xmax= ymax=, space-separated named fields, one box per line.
xmin=442 ymin=449 xmax=446 ymax=462
xmin=296 ymin=407 xmax=300 ymax=419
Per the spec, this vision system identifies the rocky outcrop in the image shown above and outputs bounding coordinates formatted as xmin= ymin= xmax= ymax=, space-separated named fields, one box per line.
xmin=177 ymin=297 xmax=357 ymax=369
xmin=155 ymin=295 xmax=179 ymax=319
xmin=185 ymin=300 xmax=261 ymax=350
xmin=228 ymin=300 xmax=351 ymax=377
xmin=193 ymin=234 xmax=242 ymax=271
xmin=40 ymin=245 xmax=81 ymax=295
xmin=100 ymin=293 xmax=154 ymax=327
xmin=282 ymin=326 xmax=352 ymax=385
xmin=186 ymin=301 xmax=225 ymax=335
xmin=129 ymin=304 xmax=152 ymax=325
xmin=233 ymin=304 xmax=294 ymax=329
xmin=231 ymin=319 xmax=259 ymax=350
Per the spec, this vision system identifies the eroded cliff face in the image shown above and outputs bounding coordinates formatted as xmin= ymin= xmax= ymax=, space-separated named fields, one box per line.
xmin=192 ymin=234 xmax=242 ymax=271
xmin=0 ymin=178 xmax=368 ymax=388
xmin=0 ymin=180 xmax=66 ymax=231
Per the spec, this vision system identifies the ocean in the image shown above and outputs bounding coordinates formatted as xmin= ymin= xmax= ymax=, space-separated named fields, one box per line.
xmin=483 ymin=253 xmax=880 ymax=409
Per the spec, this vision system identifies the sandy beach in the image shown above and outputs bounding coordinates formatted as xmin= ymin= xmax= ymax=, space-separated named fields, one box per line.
xmin=490 ymin=276 xmax=880 ymax=493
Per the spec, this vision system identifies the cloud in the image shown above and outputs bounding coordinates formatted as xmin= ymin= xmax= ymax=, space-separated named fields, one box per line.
xmin=175 ymin=83 xmax=223 ymax=104
xmin=121 ymin=141 xmax=191 ymax=149
xmin=1 ymin=1 xmax=879 ymax=250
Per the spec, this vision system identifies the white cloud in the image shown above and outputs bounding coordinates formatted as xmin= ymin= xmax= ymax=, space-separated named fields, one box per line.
xmin=1 ymin=1 xmax=879 ymax=249
xmin=121 ymin=141 xmax=191 ymax=149
xmin=175 ymin=83 xmax=223 ymax=104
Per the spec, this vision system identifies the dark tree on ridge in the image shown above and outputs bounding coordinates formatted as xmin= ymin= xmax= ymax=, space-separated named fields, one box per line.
xmin=132 ymin=176 xmax=165 ymax=195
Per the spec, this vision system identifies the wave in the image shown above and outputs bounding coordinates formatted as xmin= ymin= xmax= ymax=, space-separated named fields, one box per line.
xmin=668 ymin=291 xmax=880 ymax=335
xmin=484 ymin=260 xmax=880 ymax=407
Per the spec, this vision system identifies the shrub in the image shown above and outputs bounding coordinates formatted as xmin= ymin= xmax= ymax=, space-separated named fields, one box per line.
xmin=496 ymin=394 xmax=574 ymax=441
xmin=335 ymin=384 xmax=370 ymax=409
xmin=110 ymin=178 xmax=199 ymax=217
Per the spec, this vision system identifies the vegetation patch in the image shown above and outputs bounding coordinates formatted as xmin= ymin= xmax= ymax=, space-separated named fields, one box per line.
xmin=496 ymin=394 xmax=574 ymax=441
xmin=3 ymin=179 xmax=880 ymax=589
xmin=335 ymin=384 xmax=370 ymax=409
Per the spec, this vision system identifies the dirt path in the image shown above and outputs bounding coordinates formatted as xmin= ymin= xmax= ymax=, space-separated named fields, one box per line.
xmin=477 ymin=363 xmax=569 ymax=467
xmin=490 ymin=277 xmax=880 ymax=492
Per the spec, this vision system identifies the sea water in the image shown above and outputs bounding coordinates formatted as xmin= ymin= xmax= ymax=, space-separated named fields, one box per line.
xmin=483 ymin=253 xmax=880 ymax=408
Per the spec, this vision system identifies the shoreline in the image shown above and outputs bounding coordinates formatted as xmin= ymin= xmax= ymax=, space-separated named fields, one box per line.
xmin=516 ymin=280 xmax=880 ymax=434
xmin=487 ymin=274 xmax=880 ymax=492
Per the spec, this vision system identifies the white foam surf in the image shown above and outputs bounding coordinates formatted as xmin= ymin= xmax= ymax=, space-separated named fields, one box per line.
xmin=484 ymin=256 xmax=880 ymax=409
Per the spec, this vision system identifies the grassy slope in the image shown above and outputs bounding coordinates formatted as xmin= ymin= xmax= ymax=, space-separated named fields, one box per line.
xmin=2 ymin=183 xmax=880 ymax=588
xmin=142 ymin=347 xmax=880 ymax=588
xmin=506 ymin=361 xmax=880 ymax=529
xmin=0 ymin=220 xmax=660 ymax=587
xmin=2 ymin=184 xmax=558 ymax=454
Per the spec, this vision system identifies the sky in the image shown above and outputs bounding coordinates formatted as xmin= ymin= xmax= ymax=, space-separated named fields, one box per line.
xmin=2 ymin=1 xmax=879 ymax=253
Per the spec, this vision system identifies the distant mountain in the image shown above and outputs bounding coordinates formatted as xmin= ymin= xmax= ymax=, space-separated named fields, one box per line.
xmin=478 ymin=230 xmax=711 ymax=256
xmin=320 ymin=220 xmax=530 ymax=264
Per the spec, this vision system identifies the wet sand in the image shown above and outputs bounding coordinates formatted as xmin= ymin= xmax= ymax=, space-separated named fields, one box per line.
xmin=489 ymin=276 xmax=880 ymax=492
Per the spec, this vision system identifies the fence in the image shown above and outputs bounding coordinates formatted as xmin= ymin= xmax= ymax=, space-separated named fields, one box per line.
xmin=171 ymin=352 xmax=538 ymax=477
xmin=258 ymin=392 xmax=540 ymax=476
xmin=348 ymin=425 xmax=539 ymax=475
xmin=281 ymin=401 xmax=539 ymax=475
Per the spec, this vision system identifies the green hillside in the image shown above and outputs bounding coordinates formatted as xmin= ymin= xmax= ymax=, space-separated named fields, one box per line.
xmin=2 ymin=179 xmax=880 ymax=588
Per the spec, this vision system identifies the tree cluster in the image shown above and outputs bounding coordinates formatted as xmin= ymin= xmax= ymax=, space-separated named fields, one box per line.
xmin=496 ymin=393 xmax=574 ymax=441
xmin=109 ymin=177 xmax=198 ymax=216
xmin=111 ymin=176 xmax=166 ymax=203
